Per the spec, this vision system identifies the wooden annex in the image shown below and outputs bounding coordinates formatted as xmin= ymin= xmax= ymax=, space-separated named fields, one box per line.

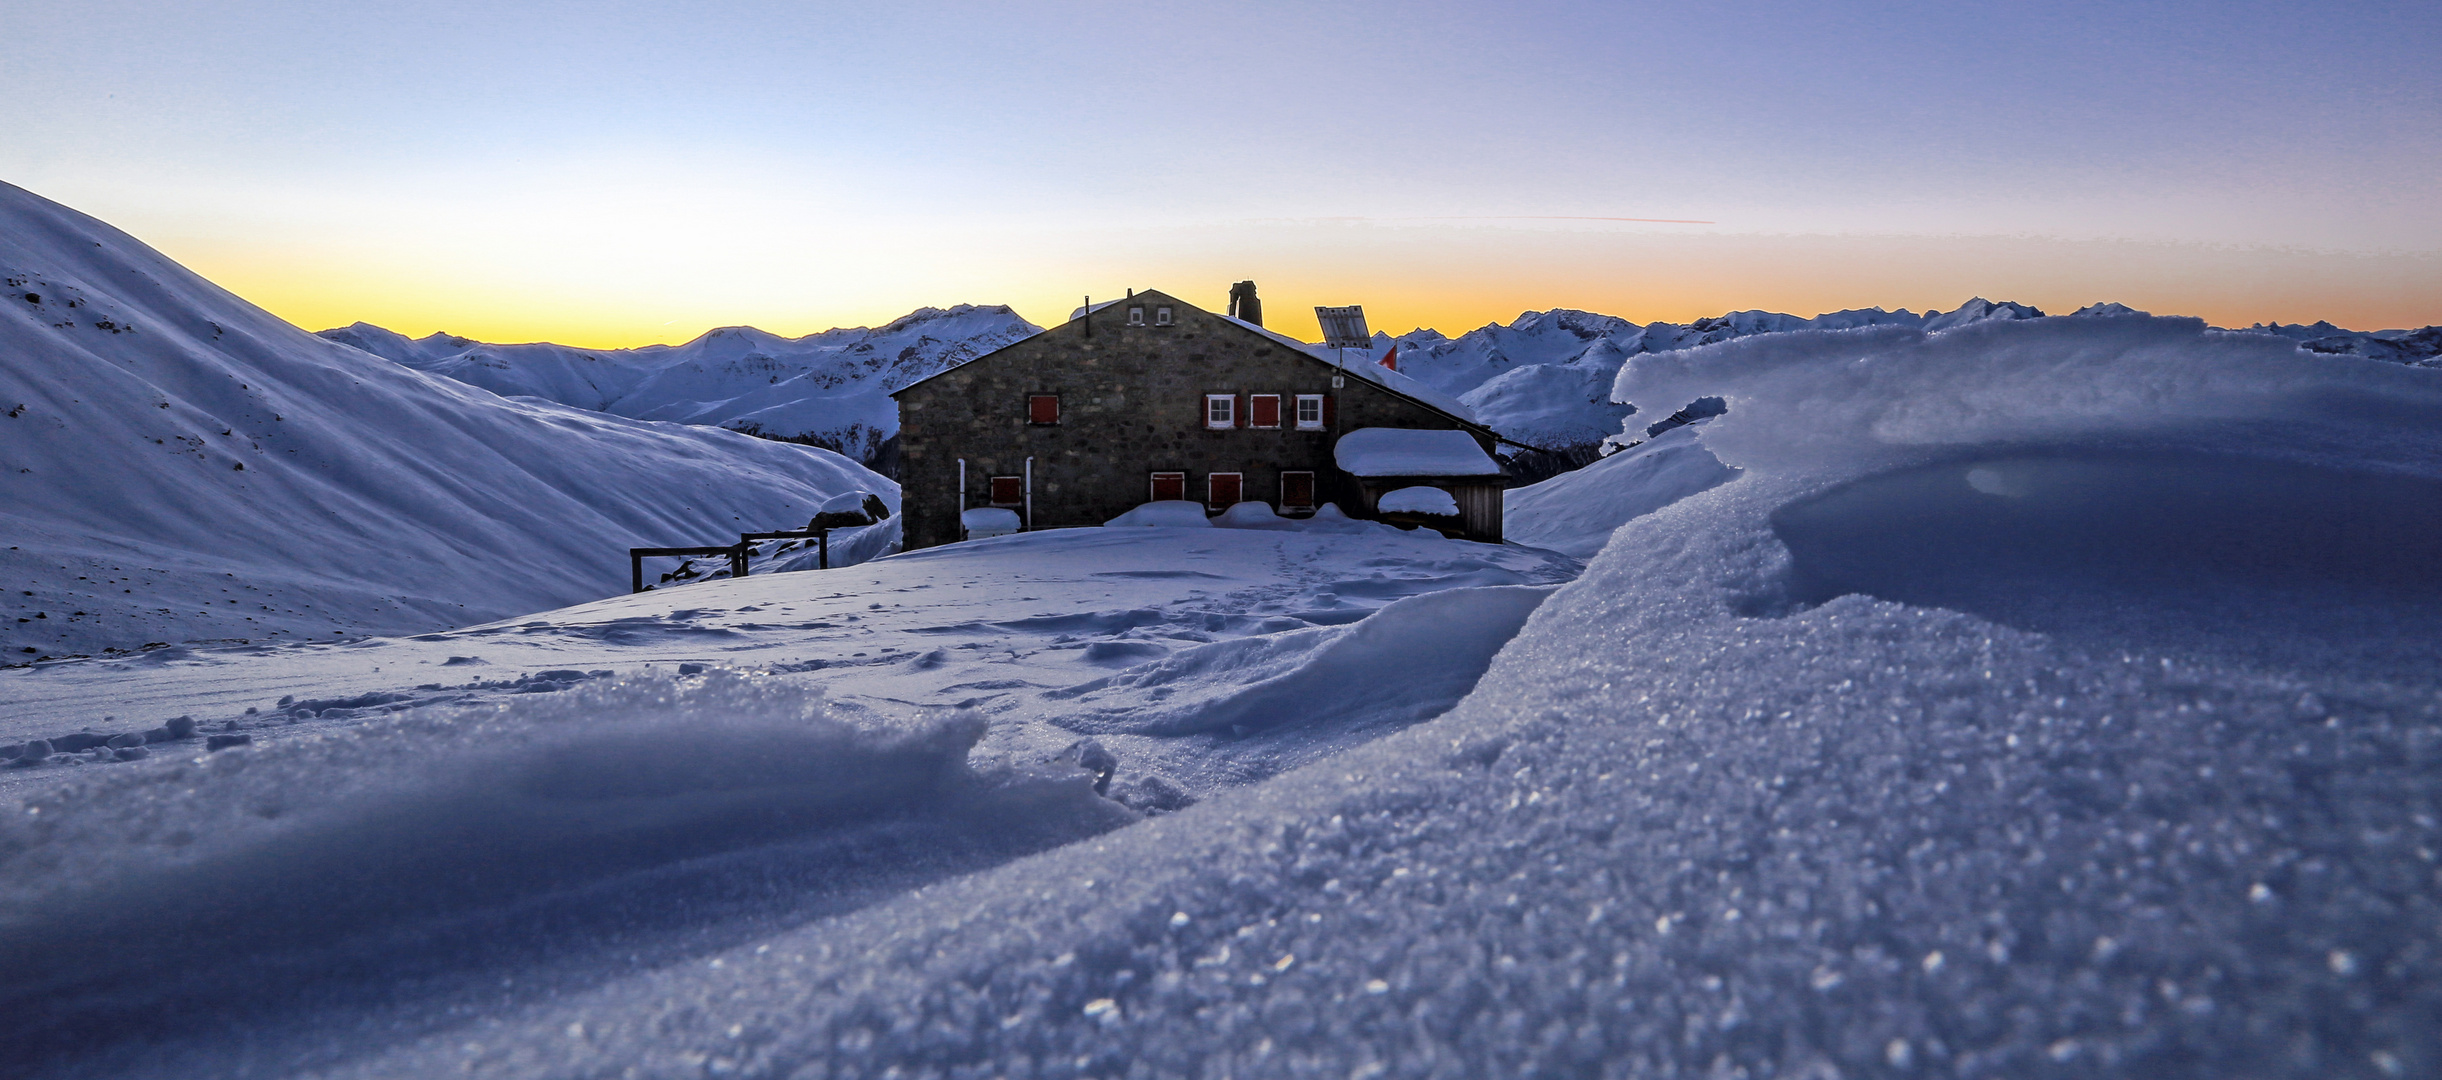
xmin=890 ymin=287 xmax=1509 ymax=550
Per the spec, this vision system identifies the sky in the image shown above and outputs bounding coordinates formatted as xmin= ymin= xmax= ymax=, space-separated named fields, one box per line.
xmin=5 ymin=0 xmax=2438 ymax=347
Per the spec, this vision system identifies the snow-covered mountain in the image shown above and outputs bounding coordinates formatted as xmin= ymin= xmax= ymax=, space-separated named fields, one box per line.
xmin=0 ymin=181 xmax=895 ymax=658
xmin=2247 ymin=318 xmax=2442 ymax=366
xmin=321 ymin=306 xmax=1042 ymax=463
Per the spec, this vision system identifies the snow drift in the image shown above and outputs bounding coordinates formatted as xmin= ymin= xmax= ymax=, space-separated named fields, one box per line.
xmin=1376 ymin=303 xmax=1960 ymax=451
xmin=1502 ymin=423 xmax=1741 ymax=559
xmin=1379 ymin=299 xmax=2439 ymax=459
xmin=0 ymin=181 xmax=896 ymax=656
xmin=0 ymin=672 xmax=1132 ymax=1055
xmin=1050 ymin=584 xmax=1553 ymax=740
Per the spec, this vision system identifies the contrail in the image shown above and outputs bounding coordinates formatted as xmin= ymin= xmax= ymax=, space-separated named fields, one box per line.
xmin=1408 ymin=215 xmax=1716 ymax=225
xmin=1288 ymin=214 xmax=1717 ymax=226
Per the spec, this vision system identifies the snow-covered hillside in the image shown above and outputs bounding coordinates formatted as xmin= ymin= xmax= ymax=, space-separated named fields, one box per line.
xmin=322 ymin=306 xmax=1041 ymax=462
xmin=0 ymin=181 xmax=895 ymax=658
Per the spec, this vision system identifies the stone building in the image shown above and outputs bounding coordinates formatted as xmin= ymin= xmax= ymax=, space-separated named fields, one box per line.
xmin=891 ymin=287 xmax=1506 ymax=550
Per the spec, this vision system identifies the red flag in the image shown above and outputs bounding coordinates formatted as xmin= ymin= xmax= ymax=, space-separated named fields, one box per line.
xmin=1378 ymin=345 xmax=1398 ymax=372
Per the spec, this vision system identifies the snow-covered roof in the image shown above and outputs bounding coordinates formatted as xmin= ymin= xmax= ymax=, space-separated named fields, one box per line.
xmin=1215 ymin=315 xmax=1481 ymax=425
xmin=1334 ymin=428 xmax=1503 ymax=478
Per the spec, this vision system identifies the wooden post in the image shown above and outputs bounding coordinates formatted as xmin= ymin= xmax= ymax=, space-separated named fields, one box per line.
xmin=819 ymin=529 xmax=829 ymax=570
xmin=631 ymin=552 xmax=645 ymax=594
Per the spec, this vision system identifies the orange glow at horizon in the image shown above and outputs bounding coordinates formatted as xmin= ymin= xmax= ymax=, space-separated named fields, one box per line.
xmin=175 ymin=228 xmax=2442 ymax=351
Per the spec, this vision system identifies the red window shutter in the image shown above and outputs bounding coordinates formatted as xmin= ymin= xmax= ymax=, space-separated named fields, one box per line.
xmin=1029 ymin=394 xmax=1059 ymax=425
xmin=1208 ymin=472 xmax=1243 ymax=508
xmin=1235 ymin=395 xmax=1248 ymax=428
xmin=1281 ymin=471 xmax=1315 ymax=508
xmin=1250 ymin=394 xmax=1280 ymax=428
xmin=1150 ymin=472 xmax=1185 ymax=502
xmin=989 ymin=476 xmax=1023 ymax=505
xmin=1322 ymin=394 xmax=1335 ymax=427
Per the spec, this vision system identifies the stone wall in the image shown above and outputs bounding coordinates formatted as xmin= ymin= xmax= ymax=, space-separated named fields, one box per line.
xmin=894 ymin=290 xmax=1481 ymax=550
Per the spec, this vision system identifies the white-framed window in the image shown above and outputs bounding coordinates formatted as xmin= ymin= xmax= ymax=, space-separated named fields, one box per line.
xmin=1204 ymin=394 xmax=1235 ymax=429
xmin=1127 ymin=306 xmax=1145 ymax=326
xmin=1295 ymin=394 xmax=1325 ymax=430
xmin=1155 ymin=306 xmax=1173 ymax=325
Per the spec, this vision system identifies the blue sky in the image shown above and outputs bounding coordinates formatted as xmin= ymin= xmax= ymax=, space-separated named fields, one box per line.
xmin=6 ymin=0 xmax=2436 ymax=344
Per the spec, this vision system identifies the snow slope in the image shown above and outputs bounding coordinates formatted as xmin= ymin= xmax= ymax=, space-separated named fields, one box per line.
xmin=0 ymin=181 xmax=895 ymax=658
xmin=322 ymin=305 xmax=1042 ymax=460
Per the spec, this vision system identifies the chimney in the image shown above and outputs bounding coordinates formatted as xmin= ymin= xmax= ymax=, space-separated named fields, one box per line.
xmin=1227 ymin=281 xmax=1263 ymax=327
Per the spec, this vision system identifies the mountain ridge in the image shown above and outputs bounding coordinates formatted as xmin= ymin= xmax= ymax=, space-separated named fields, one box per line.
xmin=321 ymin=305 xmax=1042 ymax=463
xmin=0 ymin=180 xmax=893 ymax=658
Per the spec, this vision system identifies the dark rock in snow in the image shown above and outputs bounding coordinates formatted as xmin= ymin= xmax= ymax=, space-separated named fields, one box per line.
xmin=203 ymin=734 xmax=252 ymax=752
xmin=1060 ymin=739 xmax=1119 ymax=795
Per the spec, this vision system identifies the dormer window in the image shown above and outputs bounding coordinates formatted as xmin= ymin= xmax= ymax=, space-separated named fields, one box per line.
xmin=1155 ymin=306 xmax=1173 ymax=326
xmin=1127 ymin=306 xmax=1145 ymax=326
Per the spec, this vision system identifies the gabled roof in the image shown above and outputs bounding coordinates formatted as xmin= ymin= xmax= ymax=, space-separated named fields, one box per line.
xmin=1213 ymin=313 xmax=1479 ymax=426
xmin=890 ymin=289 xmax=1489 ymax=438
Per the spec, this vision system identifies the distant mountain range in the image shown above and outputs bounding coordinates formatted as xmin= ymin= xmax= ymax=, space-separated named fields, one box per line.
xmin=321 ymin=307 xmax=1042 ymax=464
xmin=325 ymin=300 xmax=2440 ymax=471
